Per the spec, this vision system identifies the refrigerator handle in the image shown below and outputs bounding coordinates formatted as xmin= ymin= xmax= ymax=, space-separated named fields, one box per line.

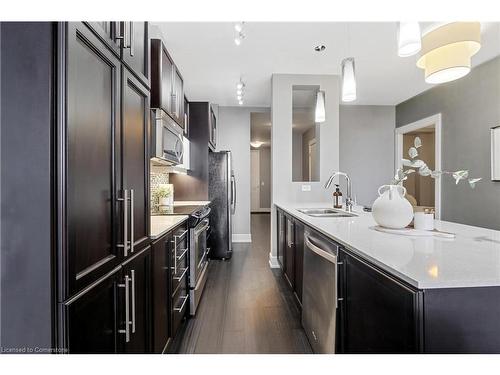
xmin=231 ymin=175 xmax=236 ymax=214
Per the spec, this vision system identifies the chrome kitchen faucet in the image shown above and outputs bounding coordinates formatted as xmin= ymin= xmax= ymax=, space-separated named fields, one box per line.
xmin=324 ymin=171 xmax=353 ymax=212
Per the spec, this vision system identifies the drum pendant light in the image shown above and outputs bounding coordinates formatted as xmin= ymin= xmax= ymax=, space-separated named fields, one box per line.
xmin=417 ymin=22 xmax=481 ymax=84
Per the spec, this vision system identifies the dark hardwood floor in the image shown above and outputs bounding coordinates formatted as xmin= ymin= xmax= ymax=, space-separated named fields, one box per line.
xmin=169 ymin=213 xmax=312 ymax=354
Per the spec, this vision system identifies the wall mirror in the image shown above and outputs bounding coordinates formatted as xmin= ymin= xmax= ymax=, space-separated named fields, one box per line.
xmin=292 ymin=85 xmax=321 ymax=182
xmin=492 ymin=126 xmax=500 ymax=181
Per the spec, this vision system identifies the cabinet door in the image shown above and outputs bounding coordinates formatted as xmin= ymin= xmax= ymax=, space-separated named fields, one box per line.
xmin=120 ymin=246 xmax=152 ymax=353
xmin=284 ymin=215 xmax=295 ymax=289
xmin=150 ymin=39 xmax=173 ymax=115
xmin=66 ymin=22 xmax=122 ymax=297
xmin=152 ymin=235 xmax=171 ymax=353
xmin=209 ymin=106 xmax=217 ymax=150
xmin=62 ymin=267 xmax=121 ymax=353
xmin=121 ymin=68 xmax=150 ymax=254
xmin=172 ymin=68 xmax=184 ymax=127
xmin=84 ymin=22 xmax=121 ymax=56
xmin=341 ymin=251 xmax=420 ymax=353
xmin=293 ymin=220 xmax=304 ymax=304
xmin=122 ymin=22 xmax=150 ymax=87
xmin=277 ymin=210 xmax=285 ymax=269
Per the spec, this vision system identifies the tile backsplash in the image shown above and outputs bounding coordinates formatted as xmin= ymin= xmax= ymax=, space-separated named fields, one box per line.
xmin=150 ymin=165 xmax=170 ymax=212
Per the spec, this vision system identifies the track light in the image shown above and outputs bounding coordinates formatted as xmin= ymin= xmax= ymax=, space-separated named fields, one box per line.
xmin=234 ymin=22 xmax=244 ymax=33
xmin=234 ymin=32 xmax=245 ymax=46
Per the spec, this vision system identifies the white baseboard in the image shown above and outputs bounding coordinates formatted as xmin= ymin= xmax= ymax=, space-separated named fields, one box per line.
xmin=251 ymin=208 xmax=271 ymax=213
xmin=268 ymin=253 xmax=280 ymax=268
xmin=232 ymin=234 xmax=252 ymax=243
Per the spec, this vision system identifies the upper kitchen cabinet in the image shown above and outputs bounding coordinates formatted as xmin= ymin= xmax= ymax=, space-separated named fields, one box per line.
xmin=121 ymin=68 xmax=151 ymax=253
xmin=65 ymin=22 xmax=122 ymax=298
xmin=209 ymin=105 xmax=217 ymax=151
xmin=150 ymin=38 xmax=185 ymax=130
xmin=84 ymin=22 xmax=121 ymax=55
xmin=121 ymin=22 xmax=150 ymax=87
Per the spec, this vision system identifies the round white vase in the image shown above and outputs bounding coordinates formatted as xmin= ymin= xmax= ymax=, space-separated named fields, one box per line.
xmin=372 ymin=185 xmax=414 ymax=229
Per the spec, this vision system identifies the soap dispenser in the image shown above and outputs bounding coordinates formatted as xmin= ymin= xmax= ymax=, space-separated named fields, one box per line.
xmin=333 ymin=184 xmax=343 ymax=209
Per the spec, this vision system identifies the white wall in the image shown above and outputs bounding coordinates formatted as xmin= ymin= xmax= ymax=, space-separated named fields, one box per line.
xmin=339 ymin=106 xmax=396 ymax=207
xmin=217 ymin=106 xmax=270 ymax=242
xmin=270 ymin=74 xmax=340 ymax=266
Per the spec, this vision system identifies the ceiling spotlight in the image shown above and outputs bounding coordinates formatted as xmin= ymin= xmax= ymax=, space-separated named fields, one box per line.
xmin=237 ymin=95 xmax=242 ymax=100
xmin=234 ymin=22 xmax=244 ymax=33
xmin=237 ymin=89 xmax=243 ymax=95
xmin=236 ymin=82 xmax=243 ymax=90
xmin=314 ymin=45 xmax=326 ymax=52
xmin=238 ymin=100 xmax=244 ymax=105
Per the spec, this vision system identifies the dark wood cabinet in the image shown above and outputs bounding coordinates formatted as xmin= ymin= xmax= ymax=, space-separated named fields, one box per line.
xmin=62 ymin=267 xmax=121 ymax=353
xmin=284 ymin=214 xmax=295 ymax=290
xmin=120 ymin=246 xmax=152 ymax=353
xmin=339 ymin=250 xmax=421 ymax=353
xmin=293 ymin=220 xmax=304 ymax=304
xmin=152 ymin=234 xmax=172 ymax=353
xmin=208 ymin=106 xmax=217 ymax=151
xmin=277 ymin=209 xmax=286 ymax=269
xmin=85 ymin=21 xmax=121 ymax=56
xmin=65 ymin=22 xmax=122 ymax=298
xmin=121 ymin=22 xmax=150 ymax=87
xmin=121 ymin=67 xmax=150 ymax=253
xmin=150 ymin=38 xmax=185 ymax=129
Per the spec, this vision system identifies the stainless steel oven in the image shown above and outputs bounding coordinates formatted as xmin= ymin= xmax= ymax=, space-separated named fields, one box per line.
xmin=151 ymin=108 xmax=184 ymax=166
xmin=189 ymin=207 xmax=211 ymax=315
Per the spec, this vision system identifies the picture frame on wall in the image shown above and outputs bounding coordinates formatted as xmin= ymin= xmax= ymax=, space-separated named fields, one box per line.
xmin=492 ymin=126 xmax=500 ymax=181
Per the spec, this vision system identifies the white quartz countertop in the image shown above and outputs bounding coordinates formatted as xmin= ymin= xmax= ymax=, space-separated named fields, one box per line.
xmin=150 ymin=215 xmax=188 ymax=240
xmin=173 ymin=201 xmax=211 ymax=206
xmin=275 ymin=202 xmax=500 ymax=289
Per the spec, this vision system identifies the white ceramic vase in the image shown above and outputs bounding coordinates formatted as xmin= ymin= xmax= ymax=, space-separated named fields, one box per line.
xmin=372 ymin=185 xmax=414 ymax=229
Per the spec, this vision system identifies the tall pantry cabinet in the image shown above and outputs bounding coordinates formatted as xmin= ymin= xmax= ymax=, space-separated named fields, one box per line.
xmin=57 ymin=22 xmax=152 ymax=353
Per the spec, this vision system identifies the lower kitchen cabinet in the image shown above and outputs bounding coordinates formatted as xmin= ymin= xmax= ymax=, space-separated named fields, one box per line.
xmin=120 ymin=246 xmax=152 ymax=353
xmin=284 ymin=214 xmax=295 ymax=290
xmin=277 ymin=209 xmax=286 ymax=269
xmin=338 ymin=250 xmax=421 ymax=353
xmin=61 ymin=246 xmax=152 ymax=353
xmin=61 ymin=267 xmax=121 ymax=353
xmin=293 ymin=220 xmax=304 ymax=304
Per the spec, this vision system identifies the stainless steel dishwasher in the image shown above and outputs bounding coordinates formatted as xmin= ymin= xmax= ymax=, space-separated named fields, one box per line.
xmin=302 ymin=231 xmax=340 ymax=354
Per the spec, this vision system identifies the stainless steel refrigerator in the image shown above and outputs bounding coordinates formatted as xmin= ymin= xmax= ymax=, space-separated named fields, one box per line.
xmin=208 ymin=151 xmax=235 ymax=259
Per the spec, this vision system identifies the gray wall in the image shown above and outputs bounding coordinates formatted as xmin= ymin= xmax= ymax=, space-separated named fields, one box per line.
xmin=339 ymin=105 xmax=396 ymax=207
xmin=259 ymin=147 xmax=271 ymax=208
xmin=271 ymin=74 xmax=339 ymax=265
xmin=396 ymin=56 xmax=500 ymax=230
xmin=218 ymin=106 xmax=269 ymax=241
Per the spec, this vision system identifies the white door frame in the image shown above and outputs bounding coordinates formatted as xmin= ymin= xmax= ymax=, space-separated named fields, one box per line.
xmin=395 ymin=113 xmax=442 ymax=219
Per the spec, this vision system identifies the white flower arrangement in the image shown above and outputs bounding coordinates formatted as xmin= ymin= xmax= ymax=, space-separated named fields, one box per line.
xmin=393 ymin=136 xmax=482 ymax=188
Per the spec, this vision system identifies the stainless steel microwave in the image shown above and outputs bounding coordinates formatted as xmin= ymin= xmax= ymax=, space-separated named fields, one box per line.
xmin=151 ymin=108 xmax=184 ymax=166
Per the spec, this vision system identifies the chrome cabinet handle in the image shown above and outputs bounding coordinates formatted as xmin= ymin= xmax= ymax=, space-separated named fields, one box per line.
xmin=117 ymin=190 xmax=129 ymax=257
xmin=129 ymin=22 xmax=134 ymax=56
xmin=118 ymin=275 xmax=131 ymax=343
xmin=176 ymin=248 xmax=189 ymax=261
xmin=131 ymin=270 xmax=136 ymax=333
xmin=173 ymin=267 xmax=188 ymax=282
xmin=174 ymin=230 xmax=188 ymax=242
xmin=130 ymin=189 xmax=134 ymax=253
xmin=114 ymin=21 xmax=124 ymax=42
xmin=174 ymin=295 xmax=189 ymax=313
xmin=171 ymin=240 xmax=177 ymax=275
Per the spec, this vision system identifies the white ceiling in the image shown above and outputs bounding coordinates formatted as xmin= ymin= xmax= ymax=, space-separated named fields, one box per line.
xmin=154 ymin=22 xmax=500 ymax=107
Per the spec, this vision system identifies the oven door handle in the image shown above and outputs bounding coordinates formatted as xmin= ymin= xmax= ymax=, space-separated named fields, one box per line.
xmin=195 ymin=220 xmax=210 ymax=236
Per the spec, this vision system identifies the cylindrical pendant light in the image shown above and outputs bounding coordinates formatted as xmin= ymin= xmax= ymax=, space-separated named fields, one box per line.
xmin=397 ymin=22 xmax=421 ymax=57
xmin=315 ymin=91 xmax=326 ymax=123
xmin=417 ymin=22 xmax=481 ymax=84
xmin=341 ymin=57 xmax=356 ymax=102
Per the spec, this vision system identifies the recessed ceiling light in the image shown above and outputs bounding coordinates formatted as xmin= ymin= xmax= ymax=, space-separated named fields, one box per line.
xmin=314 ymin=45 xmax=326 ymax=52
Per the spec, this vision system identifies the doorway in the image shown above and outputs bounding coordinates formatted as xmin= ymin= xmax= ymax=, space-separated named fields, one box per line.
xmin=395 ymin=113 xmax=442 ymax=219
xmin=250 ymin=112 xmax=271 ymax=214
xmin=251 ymin=149 xmax=261 ymax=212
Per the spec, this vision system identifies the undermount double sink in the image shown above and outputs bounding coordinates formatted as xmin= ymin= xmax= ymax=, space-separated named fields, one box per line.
xmin=298 ymin=208 xmax=358 ymax=218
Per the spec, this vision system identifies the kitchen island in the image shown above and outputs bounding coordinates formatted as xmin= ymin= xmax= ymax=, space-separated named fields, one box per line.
xmin=274 ymin=202 xmax=500 ymax=353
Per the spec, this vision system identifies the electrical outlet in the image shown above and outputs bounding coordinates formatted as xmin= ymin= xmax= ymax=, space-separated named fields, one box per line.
xmin=301 ymin=185 xmax=311 ymax=192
